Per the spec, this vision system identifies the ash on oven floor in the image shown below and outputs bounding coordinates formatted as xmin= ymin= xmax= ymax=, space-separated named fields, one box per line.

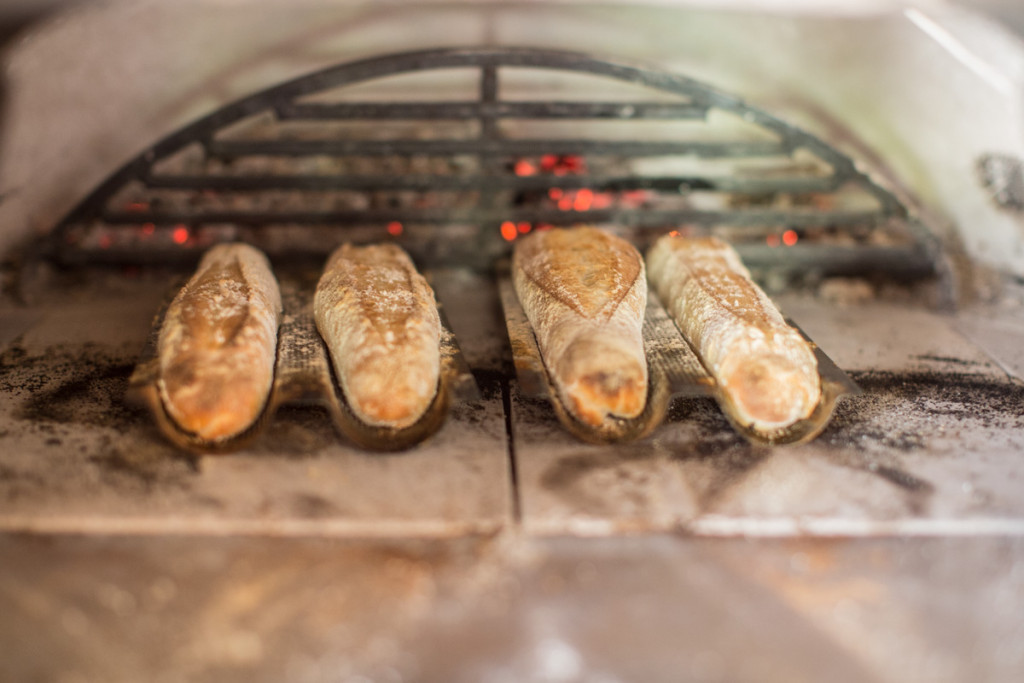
xmin=0 ymin=268 xmax=1023 ymax=539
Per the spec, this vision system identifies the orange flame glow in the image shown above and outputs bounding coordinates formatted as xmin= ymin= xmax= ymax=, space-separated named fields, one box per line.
xmin=573 ymin=188 xmax=594 ymax=212
xmin=782 ymin=229 xmax=798 ymax=246
xmin=501 ymin=221 xmax=518 ymax=241
xmin=387 ymin=221 xmax=403 ymax=236
xmin=514 ymin=160 xmax=537 ymax=176
xmin=172 ymin=225 xmax=189 ymax=245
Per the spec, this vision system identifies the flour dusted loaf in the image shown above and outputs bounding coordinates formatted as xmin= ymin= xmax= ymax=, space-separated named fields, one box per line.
xmin=646 ymin=234 xmax=820 ymax=433
xmin=157 ymin=243 xmax=282 ymax=442
xmin=513 ymin=226 xmax=648 ymax=427
xmin=314 ymin=243 xmax=441 ymax=429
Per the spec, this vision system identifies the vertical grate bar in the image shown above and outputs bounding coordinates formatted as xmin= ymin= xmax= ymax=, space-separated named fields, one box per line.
xmin=478 ymin=63 xmax=503 ymax=254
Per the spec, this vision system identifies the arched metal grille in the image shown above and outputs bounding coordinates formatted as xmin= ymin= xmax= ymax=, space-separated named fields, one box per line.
xmin=51 ymin=47 xmax=938 ymax=280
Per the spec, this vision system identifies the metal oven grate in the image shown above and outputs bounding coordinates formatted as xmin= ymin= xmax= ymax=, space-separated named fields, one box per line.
xmin=49 ymin=47 xmax=939 ymax=283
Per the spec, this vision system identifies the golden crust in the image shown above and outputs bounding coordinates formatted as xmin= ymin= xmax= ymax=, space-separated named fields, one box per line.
xmin=314 ymin=243 xmax=441 ymax=429
xmin=513 ymin=227 xmax=648 ymax=426
xmin=515 ymin=226 xmax=643 ymax=320
xmin=647 ymin=234 xmax=820 ymax=432
xmin=157 ymin=243 xmax=282 ymax=442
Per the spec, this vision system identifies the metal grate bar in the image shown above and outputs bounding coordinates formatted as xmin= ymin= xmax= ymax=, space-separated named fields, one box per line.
xmin=100 ymin=207 xmax=883 ymax=228
xmin=274 ymin=101 xmax=709 ymax=120
xmin=141 ymin=173 xmax=839 ymax=194
xmin=477 ymin=64 xmax=503 ymax=245
xmin=479 ymin=65 xmax=499 ymax=138
xmin=57 ymin=239 xmax=936 ymax=283
xmin=734 ymin=243 xmax=935 ymax=280
xmin=206 ymin=138 xmax=787 ymax=159
xmin=49 ymin=47 xmax=941 ymax=288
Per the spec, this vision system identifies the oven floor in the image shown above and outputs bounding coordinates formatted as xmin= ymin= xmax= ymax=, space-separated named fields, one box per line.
xmin=2 ymin=270 xmax=1023 ymax=681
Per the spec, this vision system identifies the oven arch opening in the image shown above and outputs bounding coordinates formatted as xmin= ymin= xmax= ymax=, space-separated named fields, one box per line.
xmin=46 ymin=46 xmax=943 ymax=293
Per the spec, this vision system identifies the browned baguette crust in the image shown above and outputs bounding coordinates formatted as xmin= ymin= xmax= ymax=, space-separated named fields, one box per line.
xmin=314 ymin=243 xmax=441 ymax=429
xmin=157 ymin=243 xmax=282 ymax=442
xmin=513 ymin=227 xmax=648 ymax=427
xmin=647 ymin=235 xmax=820 ymax=432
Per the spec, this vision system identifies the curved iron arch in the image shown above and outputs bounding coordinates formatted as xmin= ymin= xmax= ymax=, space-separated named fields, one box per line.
xmin=52 ymin=46 xmax=937 ymax=282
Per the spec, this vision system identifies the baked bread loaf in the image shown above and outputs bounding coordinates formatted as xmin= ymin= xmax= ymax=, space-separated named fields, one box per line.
xmin=157 ymin=243 xmax=282 ymax=442
xmin=646 ymin=234 xmax=820 ymax=432
xmin=314 ymin=243 xmax=441 ymax=429
xmin=513 ymin=226 xmax=648 ymax=427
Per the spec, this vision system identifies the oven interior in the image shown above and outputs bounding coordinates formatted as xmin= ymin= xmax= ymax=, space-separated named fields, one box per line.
xmin=2 ymin=2 xmax=1024 ymax=682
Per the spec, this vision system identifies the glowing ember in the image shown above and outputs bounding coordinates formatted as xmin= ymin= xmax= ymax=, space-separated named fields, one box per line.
xmin=517 ymin=222 xmax=532 ymax=234
xmin=141 ymin=223 xmax=156 ymax=236
xmin=125 ymin=201 xmax=149 ymax=212
xmin=766 ymin=234 xmax=781 ymax=247
xmin=669 ymin=230 xmax=680 ymax=237
xmin=563 ymin=156 xmax=584 ymax=173
xmin=592 ymin=193 xmax=613 ymax=209
xmin=539 ymin=154 xmax=585 ymax=175
xmin=500 ymin=221 xmax=518 ymax=241
xmin=172 ymin=225 xmax=190 ymax=245
xmin=548 ymin=188 xmax=563 ymax=200
xmin=387 ymin=221 xmax=403 ymax=236
xmin=573 ymin=188 xmax=594 ymax=211
xmin=782 ymin=229 xmax=798 ymax=246
xmin=557 ymin=197 xmax=573 ymax=211
xmin=514 ymin=159 xmax=537 ymax=176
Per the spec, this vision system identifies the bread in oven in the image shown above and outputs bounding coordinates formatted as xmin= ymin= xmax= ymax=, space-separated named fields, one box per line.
xmin=646 ymin=234 xmax=820 ymax=432
xmin=513 ymin=226 xmax=648 ymax=427
xmin=314 ymin=243 xmax=441 ymax=429
xmin=157 ymin=242 xmax=282 ymax=442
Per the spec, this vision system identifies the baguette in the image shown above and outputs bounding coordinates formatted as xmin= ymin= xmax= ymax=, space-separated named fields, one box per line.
xmin=314 ymin=243 xmax=441 ymax=429
xmin=513 ymin=226 xmax=648 ymax=427
xmin=646 ymin=234 xmax=820 ymax=432
xmin=157 ymin=243 xmax=282 ymax=442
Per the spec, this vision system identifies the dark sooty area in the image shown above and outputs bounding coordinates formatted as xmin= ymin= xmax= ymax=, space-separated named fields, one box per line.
xmin=806 ymin=369 xmax=1019 ymax=503
xmin=18 ymin=361 xmax=140 ymax=429
xmin=3 ymin=336 xmax=1021 ymax=504
xmin=538 ymin=369 xmax=1022 ymax=511
xmin=540 ymin=444 xmax=656 ymax=493
xmin=664 ymin=398 xmax=769 ymax=510
xmin=1 ymin=345 xmax=142 ymax=431
xmin=667 ymin=397 xmax=761 ymax=460
xmin=823 ymin=370 xmax=1024 ymax=450
xmin=252 ymin=406 xmax=337 ymax=458
xmin=1 ymin=344 xmax=199 ymax=493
